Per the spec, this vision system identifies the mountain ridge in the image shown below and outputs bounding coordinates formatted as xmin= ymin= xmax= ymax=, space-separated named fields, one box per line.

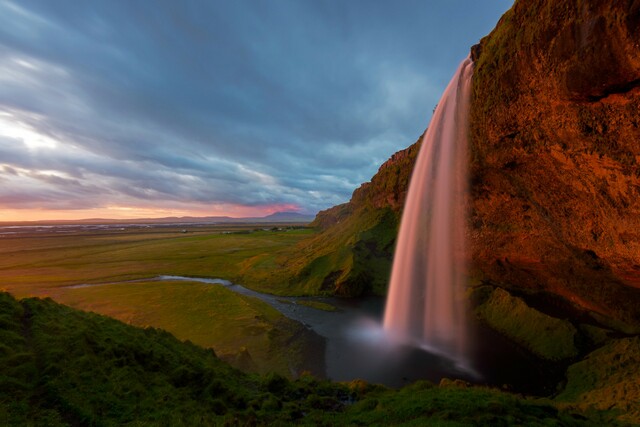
xmin=0 ymin=211 xmax=315 ymax=226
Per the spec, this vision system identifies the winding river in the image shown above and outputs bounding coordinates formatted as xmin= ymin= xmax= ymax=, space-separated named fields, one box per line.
xmin=69 ymin=275 xmax=558 ymax=392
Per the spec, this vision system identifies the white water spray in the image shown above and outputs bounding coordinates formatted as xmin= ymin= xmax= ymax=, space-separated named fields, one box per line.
xmin=383 ymin=57 xmax=473 ymax=364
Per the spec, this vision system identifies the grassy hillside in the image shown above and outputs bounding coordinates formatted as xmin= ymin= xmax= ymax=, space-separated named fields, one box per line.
xmin=239 ymin=207 xmax=399 ymax=296
xmin=56 ymin=280 xmax=317 ymax=376
xmin=0 ymin=292 xmax=620 ymax=426
xmin=239 ymin=140 xmax=422 ymax=297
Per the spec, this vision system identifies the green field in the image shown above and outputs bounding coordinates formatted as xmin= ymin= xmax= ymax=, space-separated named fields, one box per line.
xmin=0 ymin=225 xmax=316 ymax=375
xmin=0 ymin=226 xmax=312 ymax=295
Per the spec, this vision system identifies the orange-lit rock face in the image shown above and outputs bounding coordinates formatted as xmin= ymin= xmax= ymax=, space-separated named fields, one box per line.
xmin=469 ymin=0 xmax=640 ymax=325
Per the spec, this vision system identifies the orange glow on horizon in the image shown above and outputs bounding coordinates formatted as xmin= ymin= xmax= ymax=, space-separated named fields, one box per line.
xmin=0 ymin=203 xmax=303 ymax=223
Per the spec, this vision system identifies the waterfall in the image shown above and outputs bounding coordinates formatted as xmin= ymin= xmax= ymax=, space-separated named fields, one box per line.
xmin=383 ymin=57 xmax=473 ymax=364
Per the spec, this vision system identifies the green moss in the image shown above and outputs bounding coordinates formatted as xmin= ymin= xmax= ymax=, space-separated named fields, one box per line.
xmin=578 ymin=324 xmax=610 ymax=347
xmin=475 ymin=287 xmax=579 ymax=361
xmin=556 ymin=337 xmax=640 ymax=424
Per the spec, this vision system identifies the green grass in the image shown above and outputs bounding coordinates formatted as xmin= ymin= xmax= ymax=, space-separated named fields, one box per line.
xmin=0 ymin=226 xmax=315 ymax=376
xmin=54 ymin=280 xmax=309 ymax=375
xmin=0 ymin=292 xmax=613 ymax=426
xmin=556 ymin=337 xmax=640 ymax=424
xmin=238 ymin=207 xmax=399 ymax=297
xmin=0 ymin=292 xmax=345 ymax=425
xmin=0 ymin=227 xmax=312 ymax=297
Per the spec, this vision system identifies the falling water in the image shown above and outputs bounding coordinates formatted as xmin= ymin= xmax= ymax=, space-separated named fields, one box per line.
xmin=383 ymin=57 xmax=473 ymax=365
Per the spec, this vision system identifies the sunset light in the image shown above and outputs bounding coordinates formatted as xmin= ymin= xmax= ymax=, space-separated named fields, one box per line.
xmin=2 ymin=0 xmax=638 ymax=424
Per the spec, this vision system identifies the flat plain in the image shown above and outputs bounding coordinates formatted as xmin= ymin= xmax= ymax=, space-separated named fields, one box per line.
xmin=0 ymin=224 xmax=317 ymax=375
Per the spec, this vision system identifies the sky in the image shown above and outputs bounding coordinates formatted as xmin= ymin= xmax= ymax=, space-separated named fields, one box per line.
xmin=0 ymin=0 xmax=513 ymax=221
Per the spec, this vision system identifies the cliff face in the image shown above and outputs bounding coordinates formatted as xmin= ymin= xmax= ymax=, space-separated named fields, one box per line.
xmin=296 ymin=0 xmax=640 ymax=329
xmin=238 ymin=138 xmax=421 ymax=297
xmin=296 ymin=139 xmax=421 ymax=296
xmin=469 ymin=0 xmax=640 ymax=327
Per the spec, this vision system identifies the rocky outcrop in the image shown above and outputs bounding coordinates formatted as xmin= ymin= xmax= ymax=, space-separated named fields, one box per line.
xmin=294 ymin=139 xmax=422 ymax=296
xmin=469 ymin=0 xmax=640 ymax=329
xmin=311 ymin=139 xmax=421 ymax=232
xmin=239 ymin=138 xmax=421 ymax=296
xmin=555 ymin=336 xmax=640 ymax=424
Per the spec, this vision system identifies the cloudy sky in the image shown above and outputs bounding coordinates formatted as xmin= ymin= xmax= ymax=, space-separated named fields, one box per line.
xmin=0 ymin=0 xmax=512 ymax=221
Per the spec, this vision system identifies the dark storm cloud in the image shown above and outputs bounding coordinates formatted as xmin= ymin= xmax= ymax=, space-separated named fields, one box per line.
xmin=0 ymin=0 xmax=513 ymax=215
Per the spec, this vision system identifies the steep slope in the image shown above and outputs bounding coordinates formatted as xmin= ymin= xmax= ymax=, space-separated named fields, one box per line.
xmin=0 ymin=292 xmax=618 ymax=425
xmin=469 ymin=0 xmax=640 ymax=329
xmin=0 ymin=291 xmax=352 ymax=425
xmin=239 ymin=139 xmax=421 ymax=296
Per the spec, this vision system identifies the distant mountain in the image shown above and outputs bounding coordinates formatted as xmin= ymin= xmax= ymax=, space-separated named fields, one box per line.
xmin=0 ymin=211 xmax=315 ymax=226
xmin=259 ymin=211 xmax=315 ymax=222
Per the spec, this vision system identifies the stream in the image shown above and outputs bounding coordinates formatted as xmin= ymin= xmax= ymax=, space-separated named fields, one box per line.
xmin=157 ymin=276 xmax=472 ymax=387
xmin=69 ymin=275 xmax=559 ymax=392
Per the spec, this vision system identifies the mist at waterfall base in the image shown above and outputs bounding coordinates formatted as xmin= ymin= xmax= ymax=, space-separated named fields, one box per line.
xmin=331 ymin=298 xmax=557 ymax=393
xmin=332 ymin=58 xmax=559 ymax=393
xmin=384 ymin=57 xmax=473 ymax=367
xmin=338 ymin=57 xmax=476 ymax=384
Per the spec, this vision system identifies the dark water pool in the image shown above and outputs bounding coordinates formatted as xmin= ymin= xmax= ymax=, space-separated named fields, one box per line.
xmin=71 ymin=275 xmax=562 ymax=393
xmin=157 ymin=276 xmax=562 ymax=393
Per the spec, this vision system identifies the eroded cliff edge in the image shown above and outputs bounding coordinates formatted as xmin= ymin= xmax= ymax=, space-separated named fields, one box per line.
xmin=469 ymin=0 xmax=640 ymax=329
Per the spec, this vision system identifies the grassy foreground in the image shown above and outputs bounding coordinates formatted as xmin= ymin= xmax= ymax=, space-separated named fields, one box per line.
xmin=0 ymin=292 xmax=611 ymax=426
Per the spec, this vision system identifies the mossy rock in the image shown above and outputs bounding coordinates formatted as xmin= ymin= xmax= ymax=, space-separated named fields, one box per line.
xmin=578 ymin=324 xmax=610 ymax=347
xmin=556 ymin=337 xmax=640 ymax=424
xmin=474 ymin=287 xmax=579 ymax=361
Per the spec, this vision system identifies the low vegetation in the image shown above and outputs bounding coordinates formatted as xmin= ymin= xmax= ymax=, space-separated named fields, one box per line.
xmin=56 ymin=280 xmax=315 ymax=376
xmin=238 ymin=140 xmax=422 ymax=298
xmin=556 ymin=337 xmax=640 ymax=424
xmin=239 ymin=206 xmax=400 ymax=297
xmin=0 ymin=292 xmax=620 ymax=426
xmin=0 ymin=226 xmax=312 ymax=297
